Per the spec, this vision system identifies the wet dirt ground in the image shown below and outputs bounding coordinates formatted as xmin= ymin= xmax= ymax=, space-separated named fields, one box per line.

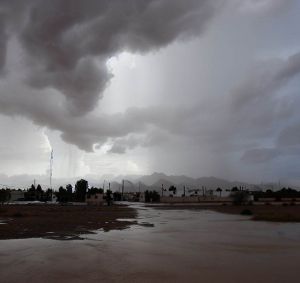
xmin=1 ymin=203 xmax=300 ymax=283
xmin=0 ymin=204 xmax=136 ymax=240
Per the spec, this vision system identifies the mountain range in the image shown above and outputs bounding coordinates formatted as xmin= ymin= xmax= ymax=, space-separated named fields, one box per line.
xmin=107 ymin=172 xmax=255 ymax=193
xmin=0 ymin=172 xmax=294 ymax=192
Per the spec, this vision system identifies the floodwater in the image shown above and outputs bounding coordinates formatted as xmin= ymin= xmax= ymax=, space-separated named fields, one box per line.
xmin=1 ymin=204 xmax=300 ymax=283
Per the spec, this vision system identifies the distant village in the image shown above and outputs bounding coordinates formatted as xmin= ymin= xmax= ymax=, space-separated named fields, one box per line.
xmin=1 ymin=178 xmax=300 ymax=206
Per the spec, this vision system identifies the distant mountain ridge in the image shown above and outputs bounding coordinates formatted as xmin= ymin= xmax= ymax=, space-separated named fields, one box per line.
xmin=133 ymin=172 xmax=249 ymax=190
xmin=1 ymin=172 xmax=298 ymax=192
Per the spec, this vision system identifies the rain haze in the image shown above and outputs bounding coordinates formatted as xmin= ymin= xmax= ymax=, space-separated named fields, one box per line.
xmin=1 ymin=0 xmax=300 ymax=186
xmin=2 ymin=2 xmax=300 ymax=283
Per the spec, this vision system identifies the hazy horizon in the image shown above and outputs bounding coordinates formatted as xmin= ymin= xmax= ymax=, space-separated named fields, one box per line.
xmin=1 ymin=1 xmax=300 ymax=185
xmin=1 ymin=171 xmax=298 ymax=191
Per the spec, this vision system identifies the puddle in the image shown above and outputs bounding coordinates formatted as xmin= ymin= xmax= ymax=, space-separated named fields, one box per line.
xmin=1 ymin=203 xmax=300 ymax=282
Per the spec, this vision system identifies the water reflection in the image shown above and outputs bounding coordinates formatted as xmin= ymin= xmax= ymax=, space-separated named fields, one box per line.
xmin=1 ymin=203 xmax=300 ymax=283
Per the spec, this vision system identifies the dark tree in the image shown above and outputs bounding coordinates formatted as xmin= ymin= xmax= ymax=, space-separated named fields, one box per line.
xmin=169 ymin=185 xmax=177 ymax=195
xmin=113 ymin=191 xmax=122 ymax=201
xmin=105 ymin=190 xmax=113 ymax=206
xmin=231 ymin=187 xmax=239 ymax=192
xmin=25 ymin=184 xmax=37 ymax=201
xmin=45 ymin=188 xmax=53 ymax=201
xmin=151 ymin=190 xmax=160 ymax=202
xmin=86 ymin=187 xmax=104 ymax=202
xmin=231 ymin=191 xmax=249 ymax=205
xmin=75 ymin=179 xmax=88 ymax=202
xmin=0 ymin=189 xmax=10 ymax=204
xmin=145 ymin=190 xmax=160 ymax=203
xmin=216 ymin=187 xmax=222 ymax=197
xmin=88 ymin=187 xmax=104 ymax=194
xmin=36 ymin=184 xmax=43 ymax=201
xmin=56 ymin=186 xmax=69 ymax=203
xmin=66 ymin=184 xmax=73 ymax=194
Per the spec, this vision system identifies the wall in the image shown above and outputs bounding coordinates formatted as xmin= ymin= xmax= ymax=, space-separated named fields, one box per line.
xmin=160 ymin=196 xmax=232 ymax=203
xmin=86 ymin=193 xmax=104 ymax=205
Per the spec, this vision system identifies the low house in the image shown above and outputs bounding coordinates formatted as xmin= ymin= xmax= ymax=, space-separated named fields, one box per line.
xmin=86 ymin=193 xmax=104 ymax=205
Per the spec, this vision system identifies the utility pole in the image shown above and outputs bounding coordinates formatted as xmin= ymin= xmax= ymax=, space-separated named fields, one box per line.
xmin=161 ymin=184 xmax=164 ymax=197
xmin=122 ymin=179 xmax=124 ymax=200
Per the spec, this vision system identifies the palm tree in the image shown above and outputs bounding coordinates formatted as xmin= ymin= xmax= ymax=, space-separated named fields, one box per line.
xmin=216 ymin=187 xmax=222 ymax=197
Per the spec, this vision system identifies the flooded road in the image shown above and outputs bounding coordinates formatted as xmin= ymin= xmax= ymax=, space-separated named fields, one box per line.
xmin=1 ymin=204 xmax=300 ymax=282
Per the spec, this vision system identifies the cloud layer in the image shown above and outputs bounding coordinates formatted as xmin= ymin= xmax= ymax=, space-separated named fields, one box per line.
xmin=1 ymin=0 xmax=216 ymax=110
xmin=1 ymin=0 xmax=300 ymax=184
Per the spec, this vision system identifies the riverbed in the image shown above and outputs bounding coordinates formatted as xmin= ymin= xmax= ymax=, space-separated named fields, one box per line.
xmin=1 ymin=203 xmax=300 ymax=282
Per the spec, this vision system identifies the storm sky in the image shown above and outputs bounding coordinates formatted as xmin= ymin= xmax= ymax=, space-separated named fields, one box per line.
xmin=1 ymin=0 xmax=300 ymax=185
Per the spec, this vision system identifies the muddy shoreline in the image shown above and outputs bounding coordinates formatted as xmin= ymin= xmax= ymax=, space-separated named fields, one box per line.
xmin=148 ymin=203 xmax=300 ymax=222
xmin=0 ymin=204 xmax=137 ymax=240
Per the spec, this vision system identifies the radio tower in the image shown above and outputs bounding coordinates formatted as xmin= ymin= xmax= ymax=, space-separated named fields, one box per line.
xmin=50 ymin=149 xmax=53 ymax=195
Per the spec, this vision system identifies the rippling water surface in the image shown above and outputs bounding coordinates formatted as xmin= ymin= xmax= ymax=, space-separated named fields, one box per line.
xmin=1 ymin=204 xmax=300 ymax=283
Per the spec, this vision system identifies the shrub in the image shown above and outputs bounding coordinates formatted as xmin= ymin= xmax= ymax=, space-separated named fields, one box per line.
xmin=240 ymin=209 xmax=253 ymax=216
xmin=231 ymin=191 xmax=249 ymax=205
xmin=12 ymin=212 xmax=23 ymax=217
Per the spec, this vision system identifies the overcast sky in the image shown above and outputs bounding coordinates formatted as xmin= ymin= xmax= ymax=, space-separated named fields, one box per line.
xmin=1 ymin=0 xmax=300 ymax=186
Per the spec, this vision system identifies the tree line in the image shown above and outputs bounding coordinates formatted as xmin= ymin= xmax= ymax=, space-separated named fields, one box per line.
xmin=0 ymin=179 xmax=103 ymax=204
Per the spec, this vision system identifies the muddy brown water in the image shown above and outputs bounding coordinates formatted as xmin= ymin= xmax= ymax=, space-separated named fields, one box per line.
xmin=1 ymin=203 xmax=300 ymax=283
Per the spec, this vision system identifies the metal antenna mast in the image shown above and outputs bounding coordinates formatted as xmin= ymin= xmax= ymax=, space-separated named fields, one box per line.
xmin=50 ymin=149 xmax=53 ymax=191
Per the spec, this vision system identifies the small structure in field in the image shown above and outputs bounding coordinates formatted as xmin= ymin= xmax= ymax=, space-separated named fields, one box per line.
xmin=86 ymin=193 xmax=104 ymax=206
xmin=10 ymin=190 xmax=25 ymax=202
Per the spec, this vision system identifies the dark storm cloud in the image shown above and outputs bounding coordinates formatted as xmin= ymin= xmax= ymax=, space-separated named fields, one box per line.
xmin=0 ymin=82 xmax=199 ymax=152
xmin=232 ymin=52 xmax=300 ymax=109
xmin=230 ymin=52 xmax=300 ymax=136
xmin=108 ymin=127 xmax=170 ymax=154
xmin=0 ymin=19 xmax=7 ymax=75
xmin=0 ymin=0 xmax=217 ymax=114
xmin=231 ymin=51 xmax=300 ymax=164
xmin=278 ymin=123 xmax=300 ymax=147
xmin=0 ymin=0 xmax=31 ymax=72
xmin=0 ymin=0 xmax=219 ymax=148
xmin=241 ymin=148 xmax=280 ymax=163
